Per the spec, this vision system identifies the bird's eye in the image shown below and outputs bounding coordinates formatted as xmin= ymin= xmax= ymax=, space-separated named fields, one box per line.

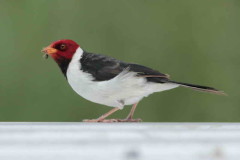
xmin=59 ymin=44 xmax=66 ymax=51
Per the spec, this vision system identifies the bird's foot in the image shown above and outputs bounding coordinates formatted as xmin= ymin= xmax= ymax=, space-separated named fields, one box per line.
xmin=83 ymin=118 xmax=142 ymax=123
xmin=82 ymin=119 xmax=101 ymax=122
xmin=83 ymin=119 xmax=119 ymax=123
xmin=118 ymin=118 xmax=142 ymax=122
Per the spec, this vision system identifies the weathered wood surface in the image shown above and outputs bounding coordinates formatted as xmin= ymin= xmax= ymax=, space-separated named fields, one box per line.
xmin=0 ymin=122 xmax=240 ymax=160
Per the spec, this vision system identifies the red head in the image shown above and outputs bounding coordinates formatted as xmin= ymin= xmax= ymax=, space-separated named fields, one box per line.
xmin=42 ymin=39 xmax=79 ymax=64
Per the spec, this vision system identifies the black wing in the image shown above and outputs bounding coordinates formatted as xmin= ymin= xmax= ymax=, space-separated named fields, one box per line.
xmin=80 ymin=51 xmax=169 ymax=83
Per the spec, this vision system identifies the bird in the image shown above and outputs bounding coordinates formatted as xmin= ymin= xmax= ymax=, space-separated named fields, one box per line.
xmin=41 ymin=39 xmax=225 ymax=122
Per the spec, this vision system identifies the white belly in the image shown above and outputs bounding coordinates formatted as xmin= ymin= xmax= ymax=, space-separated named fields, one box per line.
xmin=66 ymin=48 xmax=179 ymax=109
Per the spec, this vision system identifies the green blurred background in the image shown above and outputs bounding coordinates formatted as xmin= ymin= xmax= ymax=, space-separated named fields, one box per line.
xmin=0 ymin=0 xmax=239 ymax=122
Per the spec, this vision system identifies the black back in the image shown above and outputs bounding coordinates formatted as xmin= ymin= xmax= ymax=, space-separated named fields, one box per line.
xmin=80 ymin=51 xmax=169 ymax=83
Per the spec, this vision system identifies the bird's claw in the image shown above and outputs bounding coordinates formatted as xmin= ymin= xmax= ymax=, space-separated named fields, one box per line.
xmin=83 ymin=119 xmax=118 ymax=123
xmin=118 ymin=118 xmax=142 ymax=122
xmin=83 ymin=118 xmax=142 ymax=123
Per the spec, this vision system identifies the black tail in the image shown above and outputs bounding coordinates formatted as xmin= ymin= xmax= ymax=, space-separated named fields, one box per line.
xmin=168 ymin=80 xmax=226 ymax=95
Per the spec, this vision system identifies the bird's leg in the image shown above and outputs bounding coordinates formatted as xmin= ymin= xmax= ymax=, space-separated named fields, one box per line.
xmin=83 ymin=107 xmax=119 ymax=122
xmin=119 ymin=103 xmax=142 ymax=122
xmin=126 ymin=103 xmax=138 ymax=119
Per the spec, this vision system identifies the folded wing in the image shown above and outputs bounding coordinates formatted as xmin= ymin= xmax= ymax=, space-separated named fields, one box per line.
xmin=80 ymin=51 xmax=169 ymax=83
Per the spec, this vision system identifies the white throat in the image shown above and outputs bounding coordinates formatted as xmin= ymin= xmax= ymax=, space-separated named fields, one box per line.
xmin=66 ymin=47 xmax=97 ymax=101
xmin=67 ymin=47 xmax=93 ymax=81
xmin=71 ymin=47 xmax=84 ymax=62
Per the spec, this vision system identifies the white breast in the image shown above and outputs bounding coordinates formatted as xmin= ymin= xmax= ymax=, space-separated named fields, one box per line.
xmin=66 ymin=48 xmax=179 ymax=109
xmin=67 ymin=48 xmax=121 ymax=107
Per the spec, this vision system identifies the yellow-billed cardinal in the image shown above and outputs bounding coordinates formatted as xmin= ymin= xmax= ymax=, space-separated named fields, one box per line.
xmin=42 ymin=39 xmax=224 ymax=122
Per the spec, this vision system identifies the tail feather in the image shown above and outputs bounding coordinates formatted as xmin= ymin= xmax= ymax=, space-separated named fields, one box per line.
xmin=168 ymin=80 xmax=226 ymax=95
